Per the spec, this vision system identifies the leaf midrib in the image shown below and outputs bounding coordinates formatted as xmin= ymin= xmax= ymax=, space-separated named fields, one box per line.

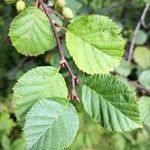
xmin=30 ymin=102 xmax=69 ymax=149
xmin=67 ymin=30 xmax=122 ymax=59
xmin=84 ymin=84 xmax=140 ymax=123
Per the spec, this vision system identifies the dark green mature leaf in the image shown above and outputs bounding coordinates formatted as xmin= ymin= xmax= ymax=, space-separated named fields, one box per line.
xmin=9 ymin=7 xmax=56 ymax=56
xmin=66 ymin=15 xmax=125 ymax=74
xmin=24 ymin=98 xmax=79 ymax=150
xmin=13 ymin=66 xmax=68 ymax=124
xmin=82 ymin=74 xmax=141 ymax=132
xmin=139 ymin=96 xmax=150 ymax=126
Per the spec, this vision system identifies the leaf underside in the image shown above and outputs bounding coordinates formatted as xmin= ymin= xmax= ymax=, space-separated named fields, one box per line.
xmin=9 ymin=7 xmax=56 ymax=56
xmin=82 ymin=74 xmax=141 ymax=132
xmin=24 ymin=98 xmax=79 ymax=150
xmin=66 ymin=15 xmax=125 ymax=74
xmin=13 ymin=66 xmax=68 ymax=124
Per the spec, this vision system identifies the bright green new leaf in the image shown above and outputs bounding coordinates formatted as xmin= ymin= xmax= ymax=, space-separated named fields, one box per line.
xmin=13 ymin=66 xmax=68 ymax=124
xmin=66 ymin=15 xmax=125 ymax=74
xmin=82 ymin=74 xmax=141 ymax=132
xmin=9 ymin=7 xmax=56 ymax=56
xmin=133 ymin=46 xmax=150 ymax=69
xmin=24 ymin=98 xmax=79 ymax=150
xmin=139 ymin=96 xmax=150 ymax=126
xmin=138 ymin=70 xmax=150 ymax=90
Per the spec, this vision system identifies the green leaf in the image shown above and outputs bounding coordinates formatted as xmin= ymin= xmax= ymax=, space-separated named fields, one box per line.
xmin=62 ymin=40 xmax=71 ymax=59
xmin=138 ymin=70 xmax=150 ymax=90
xmin=2 ymin=135 xmax=11 ymax=150
xmin=139 ymin=96 xmax=150 ymax=126
xmin=9 ymin=7 xmax=56 ymax=56
xmin=13 ymin=66 xmax=68 ymax=124
xmin=111 ymin=134 xmax=126 ymax=150
xmin=115 ymin=59 xmax=134 ymax=77
xmin=0 ymin=105 xmax=15 ymax=134
xmin=66 ymin=15 xmax=125 ymax=74
xmin=11 ymin=138 xmax=26 ymax=150
xmin=24 ymin=98 xmax=79 ymax=150
xmin=133 ymin=46 xmax=150 ymax=69
xmin=134 ymin=30 xmax=148 ymax=45
xmin=50 ymin=52 xmax=60 ymax=67
xmin=82 ymin=74 xmax=141 ymax=132
xmin=65 ymin=0 xmax=83 ymax=16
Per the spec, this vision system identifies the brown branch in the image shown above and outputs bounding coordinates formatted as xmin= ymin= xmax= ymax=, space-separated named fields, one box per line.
xmin=128 ymin=1 xmax=150 ymax=63
xmin=36 ymin=0 xmax=39 ymax=8
xmin=39 ymin=0 xmax=79 ymax=101
xmin=49 ymin=8 xmax=69 ymax=22
xmin=54 ymin=22 xmax=67 ymax=31
xmin=129 ymin=81 xmax=150 ymax=96
xmin=112 ymin=71 xmax=150 ymax=96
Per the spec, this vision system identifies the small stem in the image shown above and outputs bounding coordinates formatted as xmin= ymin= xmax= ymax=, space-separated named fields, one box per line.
xmin=113 ymin=71 xmax=150 ymax=96
xmin=141 ymin=2 xmax=150 ymax=28
xmin=128 ymin=21 xmax=141 ymax=63
xmin=128 ymin=2 xmax=150 ymax=63
xmin=39 ymin=0 xmax=79 ymax=101
xmin=36 ymin=0 xmax=39 ymax=8
xmin=54 ymin=22 xmax=67 ymax=31
xmin=49 ymin=8 xmax=69 ymax=22
xmin=129 ymin=81 xmax=150 ymax=96
xmin=39 ymin=0 xmax=64 ymax=60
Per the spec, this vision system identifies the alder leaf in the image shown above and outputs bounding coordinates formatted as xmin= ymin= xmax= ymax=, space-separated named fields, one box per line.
xmin=24 ymin=98 xmax=79 ymax=150
xmin=138 ymin=70 xmax=150 ymax=90
xmin=9 ymin=7 xmax=56 ymax=56
xmin=66 ymin=15 xmax=125 ymax=74
xmin=115 ymin=59 xmax=134 ymax=77
xmin=13 ymin=66 xmax=68 ymax=124
xmin=134 ymin=30 xmax=148 ymax=45
xmin=139 ymin=96 xmax=150 ymax=126
xmin=82 ymin=74 xmax=141 ymax=132
xmin=133 ymin=46 xmax=150 ymax=69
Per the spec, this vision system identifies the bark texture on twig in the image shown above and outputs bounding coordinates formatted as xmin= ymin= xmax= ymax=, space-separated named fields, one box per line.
xmin=39 ymin=0 xmax=80 ymax=100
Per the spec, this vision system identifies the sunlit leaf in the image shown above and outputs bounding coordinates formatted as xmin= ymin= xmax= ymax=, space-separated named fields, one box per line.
xmin=66 ymin=15 xmax=125 ymax=74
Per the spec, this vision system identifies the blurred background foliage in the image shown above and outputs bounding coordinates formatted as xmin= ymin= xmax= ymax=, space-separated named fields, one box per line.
xmin=0 ymin=0 xmax=150 ymax=150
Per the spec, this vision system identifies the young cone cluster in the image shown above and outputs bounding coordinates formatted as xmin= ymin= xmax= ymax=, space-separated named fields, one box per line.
xmin=55 ymin=0 xmax=66 ymax=7
xmin=54 ymin=0 xmax=74 ymax=19
xmin=16 ymin=0 xmax=26 ymax=12
xmin=62 ymin=7 xmax=74 ymax=19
